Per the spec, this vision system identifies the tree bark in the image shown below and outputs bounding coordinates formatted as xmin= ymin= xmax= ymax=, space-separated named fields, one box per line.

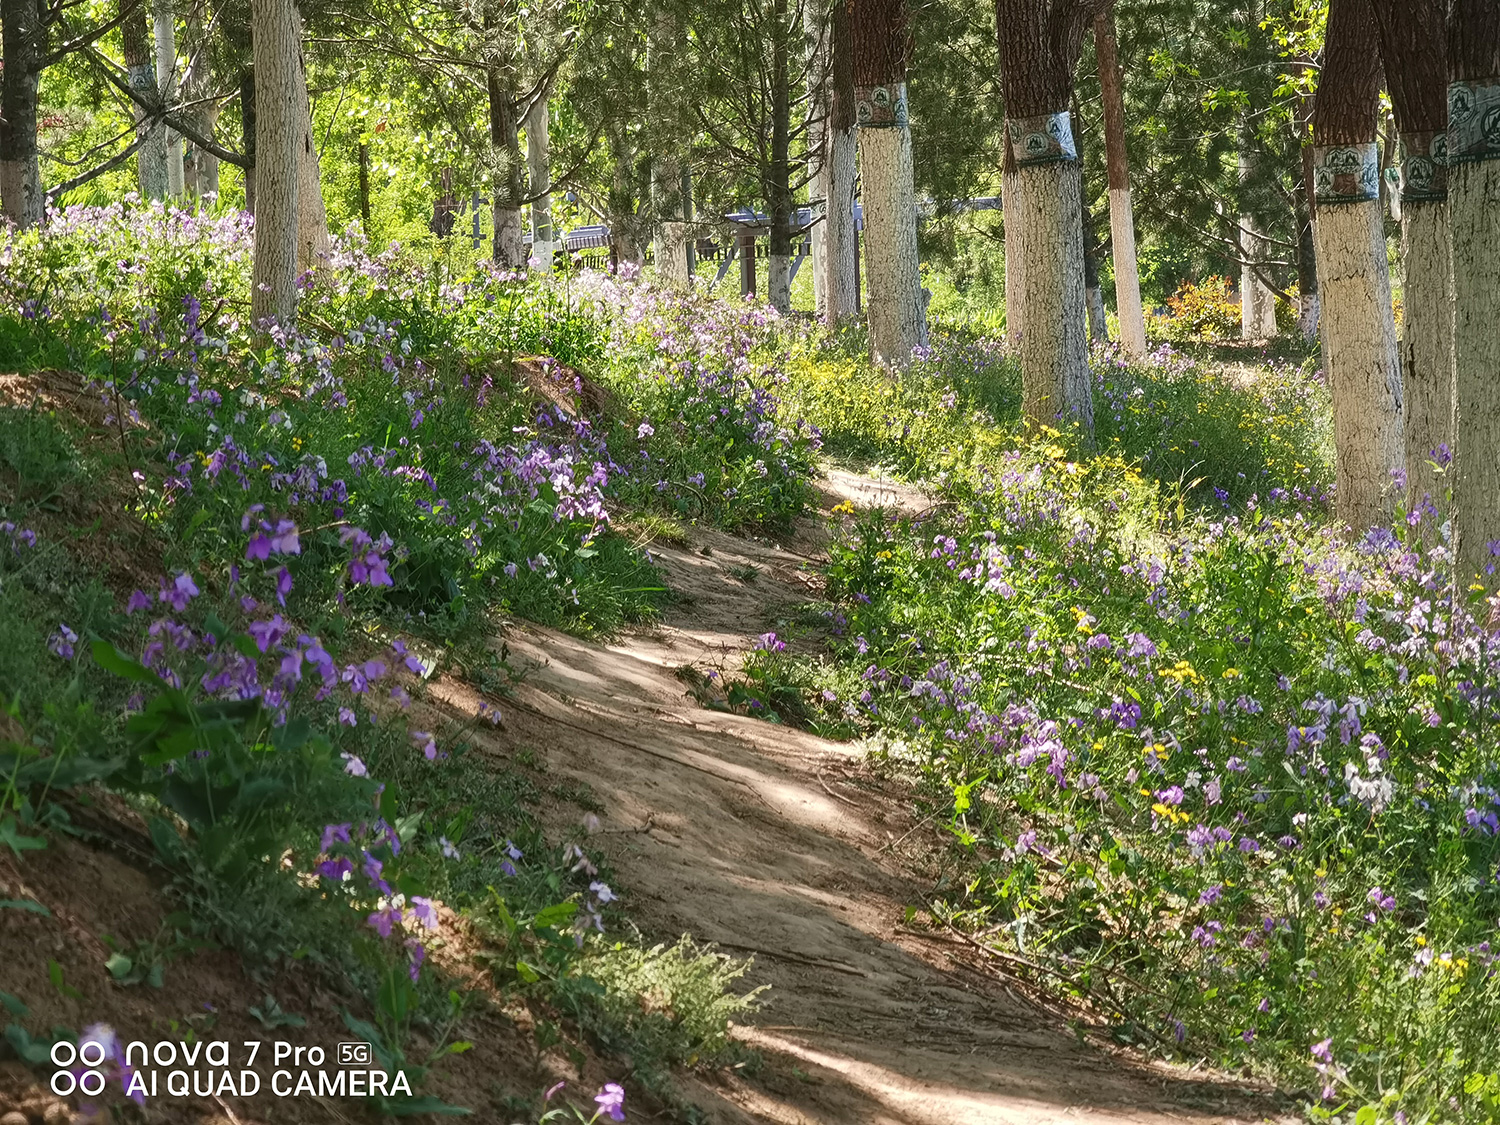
xmin=806 ymin=0 xmax=828 ymax=316
xmin=0 ymin=0 xmax=45 ymax=227
xmin=994 ymin=0 xmax=1097 ymax=433
xmin=292 ymin=36 xmax=328 ymax=272
xmin=487 ymin=66 xmax=525 ymax=268
xmin=1093 ymin=9 xmax=1145 ymax=354
xmin=357 ymin=141 xmax=371 ymax=237
xmin=1003 ymin=139 xmax=1023 ymax=346
xmin=1371 ymin=0 xmax=1450 ymax=498
xmin=1311 ymin=0 xmax=1404 ymax=533
xmin=1447 ymin=0 xmax=1500 ymax=578
xmin=240 ymin=65 xmax=256 ymax=213
xmin=154 ymin=0 xmax=185 ymax=197
xmin=526 ymin=89 xmax=555 ymax=273
xmin=767 ymin=0 xmax=794 ymax=312
xmin=852 ymin=0 xmax=926 ymax=366
xmin=821 ymin=0 xmax=859 ymax=323
xmin=606 ymin=123 xmax=643 ymax=266
xmin=250 ymin=0 xmax=300 ymax=324
xmin=1239 ymin=150 xmax=1279 ymax=338
xmin=181 ymin=2 xmax=219 ymax=198
xmin=122 ymin=0 xmax=168 ymax=199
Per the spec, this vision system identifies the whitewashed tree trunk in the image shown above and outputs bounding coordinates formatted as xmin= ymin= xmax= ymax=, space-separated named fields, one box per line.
xmin=769 ymin=253 xmax=791 ymax=309
xmin=526 ymin=93 xmax=554 ymax=273
xmin=1298 ymin=292 xmax=1321 ymax=339
xmin=1450 ymin=108 xmax=1500 ymax=579
xmin=1313 ymin=195 xmax=1404 ymax=531
xmin=250 ymin=0 xmax=300 ymax=325
xmin=823 ymin=122 xmax=858 ymax=322
xmin=857 ymin=87 xmax=926 ymax=367
xmin=1399 ymin=197 xmax=1453 ymax=496
xmin=1003 ymin=164 xmax=1023 ymax=347
xmin=1015 ymin=152 xmax=1091 ymax=429
xmin=1086 ymin=284 xmax=1108 ymax=342
xmin=154 ymin=0 xmax=185 ymax=197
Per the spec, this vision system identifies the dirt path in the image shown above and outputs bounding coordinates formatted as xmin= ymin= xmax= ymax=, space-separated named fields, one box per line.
xmin=458 ymin=471 xmax=1294 ymax=1125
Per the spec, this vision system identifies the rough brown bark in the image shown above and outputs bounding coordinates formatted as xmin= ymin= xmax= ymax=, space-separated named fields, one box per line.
xmin=240 ymin=66 xmax=257 ymax=213
xmin=487 ymin=66 xmax=526 ymax=268
xmin=0 ymin=0 xmax=45 ymax=227
xmin=122 ymin=0 xmax=168 ymax=199
xmin=250 ymin=0 xmax=300 ymax=324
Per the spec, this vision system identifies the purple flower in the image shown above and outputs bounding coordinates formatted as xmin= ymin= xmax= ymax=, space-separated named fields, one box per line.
xmin=160 ymin=572 xmax=200 ymax=611
xmin=316 ymin=857 xmax=353 ymax=881
xmin=320 ymin=823 xmax=352 ymax=851
xmin=1125 ymin=632 xmax=1157 ymax=658
xmin=755 ymin=632 xmax=787 ymax=654
xmin=1311 ymin=1038 xmax=1334 ymax=1064
xmin=366 ymin=907 xmax=400 ymax=938
xmin=274 ymin=567 xmax=293 ymax=605
xmin=126 ymin=589 xmax=152 ymax=614
xmin=48 ymin=623 xmax=78 ymax=660
xmin=410 ymin=896 xmax=439 ymax=930
xmin=405 ymin=938 xmax=426 ymax=981
xmin=594 ymin=1083 xmax=626 ymax=1122
xmin=1199 ymin=884 xmax=1223 ymax=905
xmin=341 ymin=752 xmax=367 ymax=776
xmin=412 ymin=730 xmax=437 ymax=760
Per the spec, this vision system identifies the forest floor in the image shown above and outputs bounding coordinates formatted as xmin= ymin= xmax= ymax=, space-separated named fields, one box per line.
xmin=449 ymin=465 xmax=1301 ymax=1125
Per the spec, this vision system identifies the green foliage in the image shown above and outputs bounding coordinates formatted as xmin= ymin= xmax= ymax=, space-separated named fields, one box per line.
xmin=1147 ymin=276 xmax=1244 ymax=341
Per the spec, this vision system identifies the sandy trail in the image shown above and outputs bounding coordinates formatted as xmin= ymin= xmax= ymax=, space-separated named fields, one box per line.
xmin=467 ymin=469 xmax=1290 ymax=1125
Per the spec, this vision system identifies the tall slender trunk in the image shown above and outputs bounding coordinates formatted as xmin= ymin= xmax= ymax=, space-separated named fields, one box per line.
xmin=122 ymin=0 xmax=167 ymax=199
xmin=606 ymin=124 xmax=643 ymax=266
xmin=357 ymin=141 xmax=371 ymax=237
xmin=1293 ymin=13 xmax=1320 ymax=340
xmin=1311 ymin=0 xmax=1404 ymax=532
xmin=994 ymin=0 xmax=1096 ymax=434
xmin=1073 ymin=97 xmax=1108 ymax=343
xmin=249 ymin=0 xmax=300 ymax=324
xmin=1239 ymin=153 xmax=1279 ymax=338
xmin=805 ymin=0 xmax=828 ymax=316
xmin=293 ymin=35 xmax=329 ymax=272
xmin=240 ymin=66 xmax=256 ymax=213
xmin=821 ymin=0 xmax=858 ymax=323
xmin=1446 ymin=0 xmax=1500 ymax=578
xmin=1003 ymin=138 xmax=1023 ymax=346
xmin=852 ymin=0 xmax=926 ymax=366
xmin=1372 ymin=0 xmax=1450 ymax=499
xmin=0 ymin=0 xmax=45 ymax=227
xmin=182 ymin=2 xmax=219 ymax=198
xmin=1093 ymin=10 xmax=1145 ymax=354
xmin=648 ymin=13 xmax=688 ymax=285
xmin=767 ymin=0 xmax=794 ymax=312
xmin=526 ymin=89 xmax=555 ymax=272
xmin=487 ymin=67 xmax=525 ymax=268
xmin=154 ymin=0 xmax=186 ymax=197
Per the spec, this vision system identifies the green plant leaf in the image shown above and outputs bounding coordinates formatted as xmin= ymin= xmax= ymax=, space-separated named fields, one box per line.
xmin=0 ymin=898 xmax=49 ymax=915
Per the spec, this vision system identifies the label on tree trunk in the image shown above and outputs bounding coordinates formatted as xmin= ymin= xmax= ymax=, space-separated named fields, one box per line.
xmin=1399 ymin=131 xmax=1447 ymax=201
xmin=854 ymin=83 xmax=908 ymax=128
xmin=1311 ymin=143 xmax=1378 ymax=204
xmin=1007 ymin=113 xmax=1077 ymax=166
xmin=1448 ymin=79 xmax=1500 ymax=164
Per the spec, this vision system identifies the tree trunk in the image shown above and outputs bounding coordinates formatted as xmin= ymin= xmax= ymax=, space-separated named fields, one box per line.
xmin=805 ymin=0 xmax=828 ymax=316
xmin=606 ymin=124 xmax=643 ymax=267
xmin=1371 ymin=0 xmax=1450 ymax=498
xmin=122 ymin=0 xmax=167 ymax=199
xmin=852 ymin=0 xmax=926 ymax=366
xmin=766 ymin=0 xmax=794 ymax=312
xmin=739 ymin=229 xmax=757 ymax=295
xmin=293 ymin=37 xmax=329 ymax=272
xmin=526 ymin=90 xmax=555 ymax=273
xmin=0 ymin=0 xmax=44 ymax=228
xmin=1082 ymin=204 xmax=1107 ymax=343
xmin=487 ymin=67 xmax=525 ymax=268
xmin=1447 ymin=0 xmax=1500 ymax=578
xmin=1239 ymin=150 xmax=1279 ymax=338
xmin=1294 ymin=149 xmax=1320 ymax=340
xmin=154 ymin=0 xmax=185 ymax=197
xmin=182 ymin=2 xmax=219 ymax=198
xmin=821 ymin=0 xmax=859 ymax=323
xmin=249 ymin=0 xmax=300 ymax=324
xmin=1311 ymin=0 xmax=1404 ymax=532
xmin=240 ymin=66 xmax=256 ymax=213
xmin=1003 ymin=139 xmax=1023 ymax=346
xmin=357 ymin=141 xmax=371 ymax=237
xmin=994 ymin=0 xmax=1096 ymax=434
xmin=1093 ymin=10 xmax=1146 ymax=354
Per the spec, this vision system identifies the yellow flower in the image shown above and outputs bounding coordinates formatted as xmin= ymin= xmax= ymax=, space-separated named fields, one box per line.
xmin=832 ymin=500 xmax=855 ymax=515
xmin=1222 ymin=667 xmax=1240 ymax=679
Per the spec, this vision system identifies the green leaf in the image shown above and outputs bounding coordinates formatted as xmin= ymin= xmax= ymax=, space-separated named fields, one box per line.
xmin=531 ymin=902 xmax=578 ymax=930
xmin=0 ymin=899 xmax=49 ymax=915
xmin=105 ymin=952 xmax=134 ymax=981
xmin=514 ymin=960 xmax=540 ymax=983
xmin=0 ymin=992 xmax=28 ymax=1017
xmin=48 ymin=960 xmax=82 ymax=1001
xmin=91 ymin=640 xmax=165 ymax=685
xmin=0 ymin=816 xmax=46 ymax=856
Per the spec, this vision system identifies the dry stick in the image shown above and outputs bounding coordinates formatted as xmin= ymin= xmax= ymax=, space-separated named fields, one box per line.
xmin=817 ymin=768 xmax=860 ymax=807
